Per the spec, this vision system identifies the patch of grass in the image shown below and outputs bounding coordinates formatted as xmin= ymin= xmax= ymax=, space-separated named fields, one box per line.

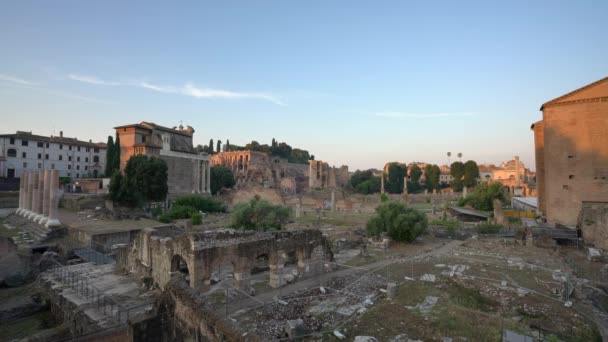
xmin=430 ymin=219 xmax=461 ymax=229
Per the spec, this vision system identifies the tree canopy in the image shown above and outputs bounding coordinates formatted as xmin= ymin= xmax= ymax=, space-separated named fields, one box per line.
xmin=385 ymin=163 xmax=406 ymax=194
xmin=424 ymin=164 xmax=441 ymax=191
xmin=450 ymin=161 xmax=465 ymax=192
xmin=109 ymin=155 xmax=168 ymax=207
xmin=367 ymin=201 xmax=427 ymax=243
xmin=463 ymin=160 xmax=480 ymax=188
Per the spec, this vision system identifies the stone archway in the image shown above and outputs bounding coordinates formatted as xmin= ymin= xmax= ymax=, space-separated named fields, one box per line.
xmin=171 ymin=254 xmax=190 ymax=285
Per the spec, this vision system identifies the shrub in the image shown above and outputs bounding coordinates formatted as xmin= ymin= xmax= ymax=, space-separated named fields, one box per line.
xmin=460 ymin=182 xmax=507 ymax=211
xmin=476 ymin=222 xmax=503 ymax=234
xmin=366 ymin=201 xmax=427 ymax=243
xmin=380 ymin=193 xmax=388 ymax=202
xmin=191 ymin=212 xmax=203 ymax=225
xmin=430 ymin=219 xmax=460 ymax=229
xmin=174 ymin=195 xmax=224 ymax=213
xmin=150 ymin=207 xmax=163 ymax=218
xmin=231 ymin=197 xmax=291 ymax=231
xmin=158 ymin=205 xmax=196 ymax=223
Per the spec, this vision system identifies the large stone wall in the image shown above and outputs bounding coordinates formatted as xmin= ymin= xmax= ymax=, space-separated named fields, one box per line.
xmin=533 ymin=78 xmax=608 ymax=225
xmin=308 ymin=160 xmax=349 ymax=189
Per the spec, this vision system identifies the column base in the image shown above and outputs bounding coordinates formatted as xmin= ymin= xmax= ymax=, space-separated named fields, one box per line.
xmin=20 ymin=210 xmax=30 ymax=217
xmin=38 ymin=217 xmax=49 ymax=226
xmin=32 ymin=214 xmax=44 ymax=223
xmin=45 ymin=219 xmax=61 ymax=228
xmin=16 ymin=208 xmax=23 ymax=215
xmin=26 ymin=212 xmax=38 ymax=220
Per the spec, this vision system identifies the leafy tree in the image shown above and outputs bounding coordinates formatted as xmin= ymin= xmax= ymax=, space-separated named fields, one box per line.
xmin=385 ymin=163 xmax=406 ymax=194
xmin=406 ymin=180 xmax=422 ymax=194
xmin=231 ymin=197 xmax=291 ymax=231
xmin=109 ymin=155 xmax=168 ymax=206
xmin=424 ymin=164 xmax=441 ymax=191
xmin=409 ymin=164 xmax=422 ymax=184
xmin=105 ymin=136 xmax=115 ymax=176
xmin=210 ymin=166 xmax=236 ymax=195
xmin=209 ymin=139 xmax=214 ymax=154
xmin=194 ymin=144 xmax=206 ymax=153
xmin=450 ymin=161 xmax=465 ymax=192
xmin=463 ymin=160 xmax=480 ymax=188
xmin=366 ymin=201 xmax=427 ymax=243
xmin=459 ymin=182 xmax=508 ymax=211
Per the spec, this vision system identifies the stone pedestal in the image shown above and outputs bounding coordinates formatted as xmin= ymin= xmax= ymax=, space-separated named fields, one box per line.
xmin=387 ymin=282 xmax=398 ymax=299
xmin=45 ymin=170 xmax=61 ymax=228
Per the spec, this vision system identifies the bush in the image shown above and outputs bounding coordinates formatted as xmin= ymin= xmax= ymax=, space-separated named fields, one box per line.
xmin=150 ymin=207 xmax=163 ymax=218
xmin=158 ymin=205 xmax=197 ymax=223
xmin=366 ymin=201 xmax=427 ymax=243
xmin=476 ymin=222 xmax=503 ymax=234
xmin=460 ymin=182 xmax=507 ymax=211
xmin=109 ymin=155 xmax=168 ymax=207
xmin=231 ymin=197 xmax=291 ymax=231
xmin=191 ymin=212 xmax=203 ymax=225
xmin=174 ymin=195 xmax=225 ymax=213
xmin=380 ymin=193 xmax=388 ymax=202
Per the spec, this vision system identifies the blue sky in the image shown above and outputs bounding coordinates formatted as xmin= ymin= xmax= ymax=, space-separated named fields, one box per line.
xmin=1 ymin=1 xmax=607 ymax=170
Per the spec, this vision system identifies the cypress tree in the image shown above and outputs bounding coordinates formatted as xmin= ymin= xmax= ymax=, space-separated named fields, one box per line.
xmin=209 ymin=139 xmax=214 ymax=154
xmin=113 ymin=133 xmax=121 ymax=172
xmin=105 ymin=136 xmax=114 ymax=176
xmin=217 ymin=140 xmax=222 ymax=153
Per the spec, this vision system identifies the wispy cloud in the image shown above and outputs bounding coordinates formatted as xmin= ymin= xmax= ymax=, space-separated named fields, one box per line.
xmin=375 ymin=112 xmax=476 ymax=119
xmin=68 ymin=73 xmax=286 ymax=105
xmin=0 ymin=73 xmax=38 ymax=86
xmin=67 ymin=73 xmax=120 ymax=86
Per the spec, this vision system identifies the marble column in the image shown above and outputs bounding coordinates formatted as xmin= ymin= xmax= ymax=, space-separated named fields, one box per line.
xmin=16 ymin=174 xmax=25 ymax=215
xmin=45 ymin=170 xmax=61 ymax=228
xmin=27 ymin=172 xmax=39 ymax=219
xmin=22 ymin=172 xmax=32 ymax=217
xmin=205 ymin=161 xmax=211 ymax=194
xmin=34 ymin=171 xmax=45 ymax=222
xmin=39 ymin=170 xmax=51 ymax=225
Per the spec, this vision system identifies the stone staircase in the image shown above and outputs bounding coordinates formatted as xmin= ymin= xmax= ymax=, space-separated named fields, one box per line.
xmin=3 ymin=214 xmax=53 ymax=246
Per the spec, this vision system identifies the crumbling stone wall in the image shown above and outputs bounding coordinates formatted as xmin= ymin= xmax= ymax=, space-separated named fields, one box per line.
xmin=119 ymin=228 xmax=332 ymax=292
xmin=309 ymin=160 xmax=349 ymax=189
xmin=579 ymin=201 xmax=608 ymax=249
xmin=212 ymin=151 xmax=309 ymax=194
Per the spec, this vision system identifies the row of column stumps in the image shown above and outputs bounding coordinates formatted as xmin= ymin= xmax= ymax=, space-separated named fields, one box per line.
xmin=16 ymin=170 xmax=61 ymax=228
